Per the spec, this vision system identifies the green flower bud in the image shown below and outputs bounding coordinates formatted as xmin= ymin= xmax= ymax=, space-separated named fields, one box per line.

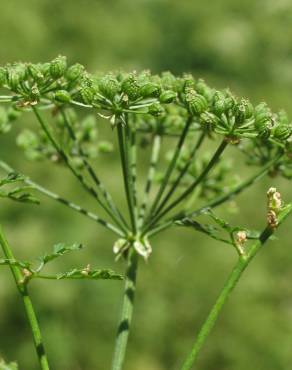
xmin=139 ymin=82 xmax=161 ymax=98
xmin=273 ymin=124 xmax=292 ymax=141
xmin=186 ymin=90 xmax=208 ymax=115
xmin=159 ymin=90 xmax=177 ymax=104
xmin=183 ymin=74 xmax=195 ymax=91
xmin=148 ymin=102 xmax=164 ymax=116
xmin=54 ymin=90 xmax=71 ymax=103
xmin=66 ymin=63 xmax=85 ymax=82
xmin=99 ymin=76 xmax=120 ymax=100
xmin=50 ymin=56 xmax=67 ymax=79
xmin=121 ymin=75 xmax=140 ymax=100
xmin=80 ymin=86 xmax=96 ymax=105
xmin=0 ymin=67 xmax=7 ymax=87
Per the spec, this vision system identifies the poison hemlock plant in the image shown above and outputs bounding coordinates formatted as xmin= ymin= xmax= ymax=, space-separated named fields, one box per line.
xmin=0 ymin=56 xmax=291 ymax=369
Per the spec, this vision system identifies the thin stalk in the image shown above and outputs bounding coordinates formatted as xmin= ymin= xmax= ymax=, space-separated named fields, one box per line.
xmin=0 ymin=160 xmax=124 ymax=237
xmin=145 ymin=116 xmax=193 ymax=220
xmin=138 ymin=134 xmax=161 ymax=227
xmin=60 ymin=109 xmax=128 ymax=230
xmin=128 ymin=124 xmax=138 ymax=225
xmin=147 ymin=153 xmax=281 ymax=238
xmin=180 ymin=205 xmax=292 ymax=370
xmin=117 ymin=123 xmax=136 ymax=233
xmin=143 ymin=139 xmax=228 ymax=234
xmin=111 ymin=249 xmax=139 ymax=370
xmin=0 ymin=227 xmax=50 ymax=370
xmin=32 ymin=106 xmax=127 ymax=233
xmin=154 ymin=131 xmax=205 ymax=217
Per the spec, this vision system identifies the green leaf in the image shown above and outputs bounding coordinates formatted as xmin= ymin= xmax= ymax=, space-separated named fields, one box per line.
xmin=0 ymin=172 xmax=25 ymax=187
xmin=175 ymin=218 xmax=232 ymax=245
xmin=40 ymin=242 xmax=83 ymax=265
xmin=56 ymin=268 xmax=123 ymax=280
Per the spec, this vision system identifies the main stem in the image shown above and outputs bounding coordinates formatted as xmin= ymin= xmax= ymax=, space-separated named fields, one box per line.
xmin=111 ymin=250 xmax=139 ymax=370
xmin=0 ymin=227 xmax=50 ymax=370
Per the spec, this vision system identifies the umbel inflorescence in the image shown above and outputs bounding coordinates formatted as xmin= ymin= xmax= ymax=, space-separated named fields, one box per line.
xmin=0 ymin=56 xmax=291 ymax=370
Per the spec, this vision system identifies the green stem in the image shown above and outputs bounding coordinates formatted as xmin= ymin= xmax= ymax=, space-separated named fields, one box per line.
xmin=145 ymin=116 xmax=193 ymax=221
xmin=138 ymin=134 xmax=161 ymax=227
xmin=0 ymin=160 xmax=124 ymax=237
xmin=32 ymin=106 xmax=127 ymax=233
xmin=0 ymin=226 xmax=50 ymax=370
xmin=143 ymin=139 xmax=228 ymax=234
xmin=154 ymin=131 xmax=205 ymax=217
xmin=128 ymin=124 xmax=138 ymax=225
xmin=60 ymin=110 xmax=128 ymax=230
xmin=180 ymin=205 xmax=292 ymax=370
xmin=117 ymin=123 xmax=136 ymax=233
xmin=147 ymin=153 xmax=282 ymax=238
xmin=111 ymin=250 xmax=139 ymax=370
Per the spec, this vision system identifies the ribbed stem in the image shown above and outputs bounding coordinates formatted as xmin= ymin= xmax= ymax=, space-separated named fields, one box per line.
xmin=111 ymin=250 xmax=139 ymax=370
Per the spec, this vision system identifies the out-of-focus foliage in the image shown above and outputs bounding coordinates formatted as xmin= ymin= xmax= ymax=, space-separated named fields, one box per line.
xmin=0 ymin=1 xmax=292 ymax=370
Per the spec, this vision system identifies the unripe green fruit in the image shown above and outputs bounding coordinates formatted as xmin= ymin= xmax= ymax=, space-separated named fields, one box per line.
xmin=186 ymin=92 xmax=208 ymax=115
xmin=80 ymin=86 xmax=96 ymax=105
xmin=99 ymin=76 xmax=120 ymax=100
xmin=55 ymin=90 xmax=71 ymax=103
xmin=7 ymin=70 xmax=20 ymax=91
xmin=273 ymin=125 xmax=292 ymax=141
xmin=159 ymin=90 xmax=177 ymax=104
xmin=121 ymin=75 xmax=140 ymax=100
xmin=50 ymin=56 xmax=67 ymax=79
xmin=148 ymin=102 xmax=164 ymax=116
xmin=257 ymin=127 xmax=271 ymax=140
xmin=213 ymin=92 xmax=227 ymax=116
xmin=30 ymin=86 xmax=40 ymax=101
xmin=140 ymin=83 xmax=161 ymax=98
xmin=66 ymin=63 xmax=85 ymax=82
xmin=27 ymin=64 xmax=44 ymax=81
xmin=234 ymin=99 xmax=254 ymax=123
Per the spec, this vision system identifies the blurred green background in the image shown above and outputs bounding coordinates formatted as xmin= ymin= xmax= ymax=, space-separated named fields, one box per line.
xmin=0 ymin=1 xmax=292 ymax=369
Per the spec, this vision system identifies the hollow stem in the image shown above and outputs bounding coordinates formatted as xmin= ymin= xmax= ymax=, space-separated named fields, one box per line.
xmin=111 ymin=249 xmax=139 ymax=370
xmin=180 ymin=205 xmax=292 ymax=370
xmin=0 ymin=160 xmax=124 ymax=237
xmin=0 ymin=226 xmax=50 ymax=370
